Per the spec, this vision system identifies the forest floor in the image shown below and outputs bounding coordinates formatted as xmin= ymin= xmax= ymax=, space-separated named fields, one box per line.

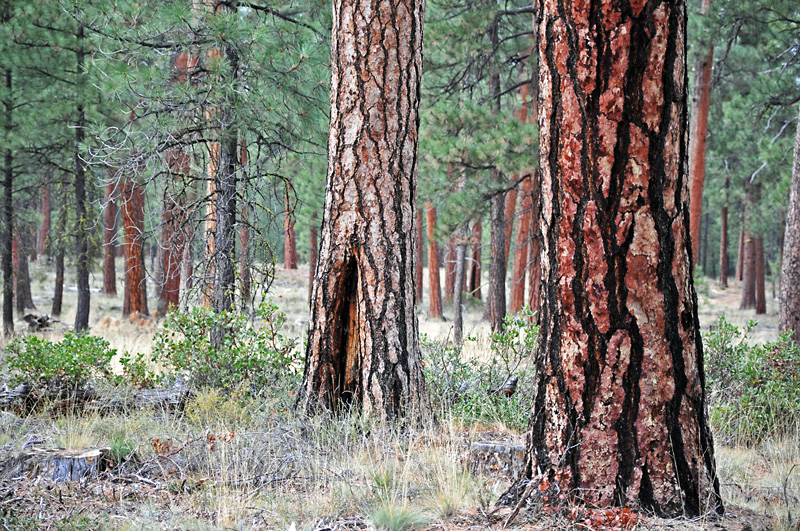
xmin=0 ymin=257 xmax=796 ymax=530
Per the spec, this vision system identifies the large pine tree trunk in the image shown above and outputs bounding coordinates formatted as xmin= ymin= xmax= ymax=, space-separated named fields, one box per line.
xmin=2 ymin=67 xmax=13 ymax=336
xmin=426 ymin=202 xmax=443 ymax=319
xmin=528 ymin=0 xmax=722 ymax=516
xmin=719 ymin=176 xmax=729 ymax=287
xmin=488 ymin=181 xmax=507 ymax=332
xmin=102 ymin=180 xmax=117 ymax=295
xmin=510 ymin=174 xmax=532 ymax=313
xmin=779 ymin=106 xmax=800 ymax=342
xmin=688 ymin=0 xmax=714 ymax=261
xmin=121 ymin=181 xmax=148 ymax=317
xmin=468 ymin=219 xmax=482 ymax=299
xmin=74 ymin=25 xmax=90 ymax=332
xmin=297 ymin=0 xmax=428 ymax=419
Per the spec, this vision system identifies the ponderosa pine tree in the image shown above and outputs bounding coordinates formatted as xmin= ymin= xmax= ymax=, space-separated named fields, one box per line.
xmin=297 ymin=0 xmax=428 ymax=418
xmin=780 ymin=105 xmax=800 ymax=342
xmin=526 ymin=0 xmax=722 ymax=516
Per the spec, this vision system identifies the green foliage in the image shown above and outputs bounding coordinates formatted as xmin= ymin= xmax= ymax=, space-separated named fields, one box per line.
xmin=153 ymin=302 xmax=300 ymax=392
xmin=422 ymin=307 xmax=538 ymax=430
xmin=369 ymin=501 xmax=428 ymax=531
xmin=6 ymin=333 xmax=116 ymax=389
xmin=705 ymin=317 xmax=800 ymax=444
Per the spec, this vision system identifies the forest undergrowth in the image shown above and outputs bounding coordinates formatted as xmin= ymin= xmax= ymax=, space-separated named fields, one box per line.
xmin=0 ymin=261 xmax=797 ymax=530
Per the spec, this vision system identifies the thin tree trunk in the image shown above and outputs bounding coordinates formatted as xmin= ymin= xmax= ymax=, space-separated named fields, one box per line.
xmin=284 ymin=185 xmax=297 ymax=270
xmin=779 ymin=105 xmax=800 ymax=342
xmin=121 ymin=181 xmax=148 ymax=317
xmin=240 ymin=204 xmax=251 ymax=309
xmin=51 ymin=246 xmax=64 ymax=317
xmin=528 ymin=0 xmax=721 ymax=516
xmin=688 ymin=0 xmax=715 ymax=261
xmin=510 ymin=173 xmax=532 ymax=313
xmin=468 ymin=219 xmax=482 ymax=299
xmin=503 ymin=186 xmax=517 ymax=268
xmin=74 ymin=25 xmax=90 ymax=332
xmin=37 ymin=184 xmax=50 ymax=258
xmin=701 ymin=207 xmax=709 ymax=274
xmin=102 ymin=180 xmax=117 ymax=295
xmin=427 ymin=202 xmax=443 ymax=319
xmin=741 ymin=185 xmax=757 ymax=309
xmin=444 ymin=240 xmax=455 ymax=300
xmin=14 ymin=228 xmax=35 ymax=313
xmin=2 ymin=67 xmax=13 ymax=336
xmin=719 ymin=176 xmax=729 ymax=287
xmin=453 ymin=239 xmax=466 ymax=343
xmin=755 ymin=235 xmax=766 ymax=314
xmin=415 ymin=209 xmax=423 ymax=301
xmin=488 ymin=183 xmax=507 ymax=331
xmin=298 ymin=0 xmax=428 ymax=419
xmin=737 ymin=227 xmax=745 ymax=281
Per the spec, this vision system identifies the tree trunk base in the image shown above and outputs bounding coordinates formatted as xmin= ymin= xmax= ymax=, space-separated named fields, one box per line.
xmin=1 ymin=447 xmax=111 ymax=482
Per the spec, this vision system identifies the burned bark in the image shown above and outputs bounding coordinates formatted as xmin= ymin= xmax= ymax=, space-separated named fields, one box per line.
xmin=528 ymin=0 xmax=722 ymax=517
xmin=297 ymin=0 xmax=428 ymax=419
xmin=2 ymin=66 xmax=12 ymax=335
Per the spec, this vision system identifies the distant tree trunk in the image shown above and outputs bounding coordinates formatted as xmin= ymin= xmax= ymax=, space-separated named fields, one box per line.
xmin=121 ymin=181 xmax=148 ymax=317
xmin=309 ymin=213 xmax=318 ymax=301
xmin=701 ymin=206 xmax=709 ymax=274
xmin=240 ymin=204 xmax=251 ymax=308
xmin=780 ymin=106 xmax=800 ymax=342
xmin=415 ymin=209 xmax=423 ymax=300
xmin=37 ymin=183 xmax=50 ymax=258
xmin=510 ymin=174 xmax=532 ymax=313
xmin=74 ymin=25 xmax=90 ymax=332
xmin=102 ymin=180 xmax=117 ymax=295
xmin=160 ymin=147 xmax=188 ymax=313
xmin=688 ymin=0 xmax=714 ymax=261
xmin=737 ymin=227 xmax=745 ymax=281
xmin=284 ymin=185 xmax=297 ymax=270
xmin=527 ymin=170 xmax=542 ymax=313
xmin=488 ymin=181 xmax=507 ymax=332
xmin=14 ymin=228 xmax=35 ymax=313
xmin=503 ymin=186 xmax=517 ymax=268
xmin=468 ymin=219 xmax=482 ymax=299
xmin=51 ymin=246 xmax=64 ymax=317
xmin=740 ymin=231 xmax=756 ymax=309
xmin=453 ymin=237 xmax=466 ymax=343
xmin=427 ymin=202 xmax=443 ymax=319
xmin=755 ymin=235 xmax=766 ymax=314
xmin=444 ymin=240 xmax=455 ymax=300
xmin=2 ymin=67 xmax=13 ymax=336
xmin=297 ymin=0 xmax=428 ymax=419
xmin=719 ymin=176 xmax=729 ymax=287
xmin=527 ymin=0 xmax=722 ymax=517
xmin=179 ymin=229 xmax=194 ymax=311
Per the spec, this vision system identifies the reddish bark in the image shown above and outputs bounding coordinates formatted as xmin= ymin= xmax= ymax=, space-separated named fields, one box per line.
xmin=468 ymin=219 xmax=482 ymax=299
xmin=444 ymin=240 xmax=455 ymax=300
xmin=102 ymin=180 xmax=117 ymax=295
xmin=527 ymin=170 xmax=542 ymax=314
xmin=528 ymin=0 xmax=721 ymax=516
xmin=160 ymin=147 xmax=189 ymax=313
xmin=510 ymin=174 xmax=532 ymax=313
xmin=427 ymin=202 xmax=443 ymax=319
xmin=297 ymin=0 xmax=428 ymax=418
xmin=755 ymin=235 xmax=766 ymax=314
xmin=121 ymin=181 xmax=148 ymax=317
xmin=688 ymin=0 xmax=715 ymax=262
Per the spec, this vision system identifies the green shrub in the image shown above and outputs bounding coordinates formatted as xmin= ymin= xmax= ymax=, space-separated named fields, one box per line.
xmin=6 ymin=333 xmax=116 ymax=389
xmin=422 ymin=307 xmax=538 ymax=430
xmin=153 ymin=301 xmax=300 ymax=391
xmin=704 ymin=316 xmax=800 ymax=444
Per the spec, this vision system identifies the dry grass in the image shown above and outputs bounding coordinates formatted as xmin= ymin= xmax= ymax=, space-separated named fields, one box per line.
xmin=0 ymin=259 xmax=796 ymax=530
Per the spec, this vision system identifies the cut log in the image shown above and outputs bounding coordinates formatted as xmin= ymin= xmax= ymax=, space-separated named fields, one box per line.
xmin=0 ymin=382 xmax=31 ymax=410
xmin=1 ymin=447 xmax=111 ymax=482
xmin=88 ymin=386 xmax=191 ymax=414
xmin=468 ymin=441 xmax=525 ymax=481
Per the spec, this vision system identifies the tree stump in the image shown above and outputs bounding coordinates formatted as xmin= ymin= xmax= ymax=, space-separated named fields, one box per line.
xmin=468 ymin=441 xmax=525 ymax=481
xmin=1 ymin=447 xmax=111 ymax=482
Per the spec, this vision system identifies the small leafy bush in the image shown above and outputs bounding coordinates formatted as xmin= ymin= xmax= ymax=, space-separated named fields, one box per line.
xmin=153 ymin=301 xmax=300 ymax=391
xmin=704 ymin=316 xmax=800 ymax=444
xmin=422 ymin=307 xmax=538 ymax=430
xmin=7 ymin=333 xmax=116 ymax=389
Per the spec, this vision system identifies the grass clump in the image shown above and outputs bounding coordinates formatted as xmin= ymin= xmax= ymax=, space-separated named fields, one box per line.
xmin=705 ymin=316 xmax=800 ymax=445
xmin=422 ymin=307 xmax=537 ymax=429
